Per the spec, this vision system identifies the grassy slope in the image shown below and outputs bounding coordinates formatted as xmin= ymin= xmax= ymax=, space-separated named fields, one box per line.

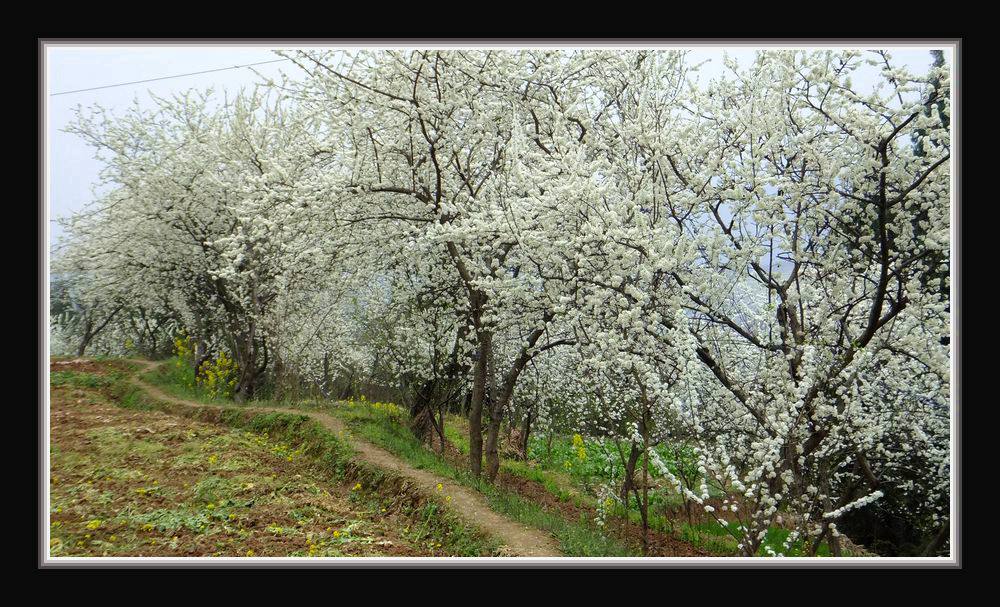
xmin=334 ymin=400 xmax=636 ymax=556
xmin=49 ymin=360 xmax=499 ymax=557
xmin=145 ymin=362 xmax=635 ymax=556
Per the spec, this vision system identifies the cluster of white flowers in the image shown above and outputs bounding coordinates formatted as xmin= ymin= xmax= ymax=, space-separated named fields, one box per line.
xmin=823 ymin=491 xmax=885 ymax=520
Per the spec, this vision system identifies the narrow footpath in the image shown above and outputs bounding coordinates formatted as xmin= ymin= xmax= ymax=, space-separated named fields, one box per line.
xmin=127 ymin=360 xmax=562 ymax=557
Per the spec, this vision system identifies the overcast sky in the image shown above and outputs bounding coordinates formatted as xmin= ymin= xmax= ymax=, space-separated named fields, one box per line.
xmin=45 ymin=45 xmax=946 ymax=249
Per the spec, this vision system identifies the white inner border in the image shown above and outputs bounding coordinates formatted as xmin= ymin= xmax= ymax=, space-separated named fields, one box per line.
xmin=41 ymin=40 xmax=959 ymax=567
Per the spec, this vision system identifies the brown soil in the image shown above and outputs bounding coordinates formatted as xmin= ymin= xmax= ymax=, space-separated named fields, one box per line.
xmin=124 ymin=360 xmax=561 ymax=557
xmin=51 ymin=357 xmax=136 ymax=374
xmin=49 ymin=378 xmax=428 ymax=557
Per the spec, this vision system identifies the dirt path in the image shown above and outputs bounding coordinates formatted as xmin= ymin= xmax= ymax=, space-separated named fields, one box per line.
xmin=125 ymin=360 xmax=561 ymax=557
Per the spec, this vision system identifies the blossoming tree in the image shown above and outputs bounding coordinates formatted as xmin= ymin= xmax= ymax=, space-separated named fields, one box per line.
xmin=53 ymin=48 xmax=951 ymax=556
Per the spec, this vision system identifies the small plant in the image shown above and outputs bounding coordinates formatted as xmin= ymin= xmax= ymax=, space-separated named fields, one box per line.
xmin=197 ymin=351 xmax=237 ymax=400
xmin=572 ymin=433 xmax=587 ymax=462
xmin=170 ymin=333 xmax=238 ymax=400
xmin=173 ymin=332 xmax=193 ymax=367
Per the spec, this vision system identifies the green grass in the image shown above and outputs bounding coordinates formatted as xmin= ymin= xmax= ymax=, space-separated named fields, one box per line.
xmin=525 ymin=433 xmax=712 ymax=497
xmin=501 ymin=461 xmax=574 ymax=503
xmin=328 ymin=400 xmax=637 ymax=556
xmin=443 ymin=422 xmax=469 ymax=456
xmin=51 ymin=371 xmax=115 ymax=389
xmin=145 ymin=358 xmax=213 ymax=401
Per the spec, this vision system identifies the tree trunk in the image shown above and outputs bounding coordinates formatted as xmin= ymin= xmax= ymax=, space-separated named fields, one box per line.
xmin=234 ymin=369 xmax=256 ymax=403
xmin=321 ymin=352 xmax=331 ymax=398
xmin=412 ymin=328 xmax=468 ymax=447
xmin=438 ymin=400 xmax=446 ymax=454
xmin=75 ymin=303 xmax=124 ymax=357
xmin=194 ymin=339 xmax=206 ymax=369
xmin=76 ymin=331 xmax=92 ymax=357
xmin=234 ymin=336 xmax=267 ymax=403
xmin=468 ymin=331 xmax=492 ymax=479
xmin=519 ymin=408 xmax=533 ymax=460
xmin=810 ymin=527 xmax=829 ymax=557
xmin=641 ymin=417 xmax=650 ymax=555
xmin=484 ymin=398 xmax=504 ymax=481
xmin=410 ymin=378 xmax=438 ymax=444
xmin=620 ymin=441 xmax=642 ymax=505
xmin=830 ymin=532 xmax=842 ymax=557
xmin=485 ymin=338 xmax=546 ymax=482
xmin=233 ymin=338 xmax=251 ymax=402
xmin=922 ymin=520 xmax=950 ymax=556
xmin=462 ymin=389 xmax=472 ymax=417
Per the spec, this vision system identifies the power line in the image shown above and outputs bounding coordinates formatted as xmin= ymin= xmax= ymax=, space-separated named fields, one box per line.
xmin=49 ymin=58 xmax=291 ymax=97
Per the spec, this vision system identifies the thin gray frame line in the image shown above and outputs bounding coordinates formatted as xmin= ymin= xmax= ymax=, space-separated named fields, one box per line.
xmin=37 ymin=38 xmax=961 ymax=568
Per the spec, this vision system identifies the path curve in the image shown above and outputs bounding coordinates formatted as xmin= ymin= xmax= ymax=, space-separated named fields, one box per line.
xmin=125 ymin=359 xmax=561 ymax=557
